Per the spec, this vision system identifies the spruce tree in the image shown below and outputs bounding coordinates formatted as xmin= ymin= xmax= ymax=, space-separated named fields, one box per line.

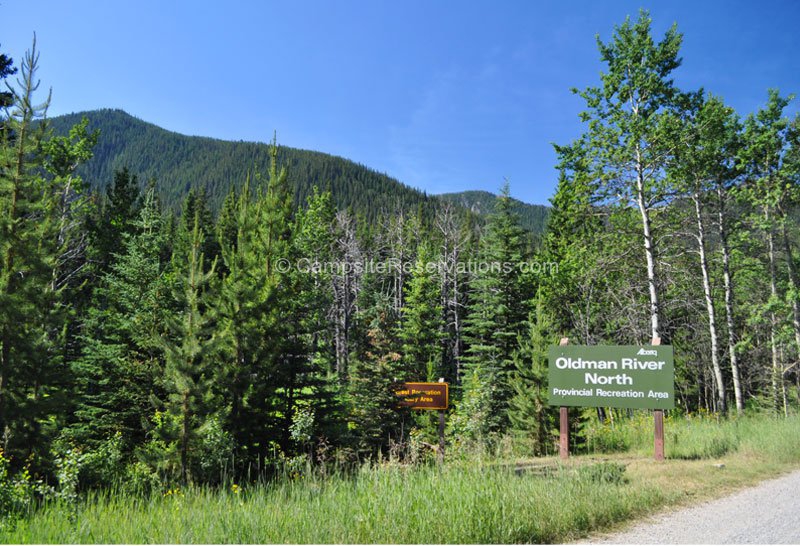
xmin=459 ymin=183 xmax=530 ymax=436
xmin=398 ymin=242 xmax=444 ymax=381
xmin=89 ymin=167 xmax=142 ymax=273
xmin=69 ymin=187 xmax=170 ymax=452
xmin=508 ymin=292 xmax=556 ymax=455
xmin=158 ymin=211 xmax=218 ymax=484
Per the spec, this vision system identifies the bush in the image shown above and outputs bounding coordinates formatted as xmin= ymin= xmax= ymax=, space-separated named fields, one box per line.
xmin=195 ymin=416 xmax=234 ymax=484
xmin=121 ymin=462 xmax=161 ymax=496
xmin=79 ymin=432 xmax=124 ymax=489
xmin=0 ymin=450 xmax=49 ymax=531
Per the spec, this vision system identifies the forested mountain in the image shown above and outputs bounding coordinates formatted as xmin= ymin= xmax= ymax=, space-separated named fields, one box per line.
xmin=47 ymin=109 xmax=549 ymax=232
xmin=46 ymin=109 xmax=431 ymax=223
xmin=438 ymin=190 xmax=550 ymax=235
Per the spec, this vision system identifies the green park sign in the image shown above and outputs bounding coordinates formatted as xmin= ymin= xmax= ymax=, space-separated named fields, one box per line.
xmin=548 ymin=345 xmax=675 ymax=410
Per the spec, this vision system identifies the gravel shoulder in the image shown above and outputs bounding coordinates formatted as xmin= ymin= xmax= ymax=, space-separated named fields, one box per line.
xmin=582 ymin=469 xmax=800 ymax=544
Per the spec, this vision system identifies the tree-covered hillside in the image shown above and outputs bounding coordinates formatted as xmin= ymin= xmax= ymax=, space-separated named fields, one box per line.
xmin=47 ymin=109 xmax=439 ymax=224
xmin=437 ymin=190 xmax=550 ymax=235
xmin=47 ymin=109 xmax=550 ymax=233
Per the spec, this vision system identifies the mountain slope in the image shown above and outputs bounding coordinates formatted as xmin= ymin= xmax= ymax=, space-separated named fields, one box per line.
xmin=48 ymin=109 xmax=549 ymax=233
xmin=437 ymin=190 xmax=549 ymax=234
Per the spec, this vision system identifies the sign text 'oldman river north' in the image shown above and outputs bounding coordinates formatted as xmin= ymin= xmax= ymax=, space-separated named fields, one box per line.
xmin=547 ymin=345 xmax=675 ymax=409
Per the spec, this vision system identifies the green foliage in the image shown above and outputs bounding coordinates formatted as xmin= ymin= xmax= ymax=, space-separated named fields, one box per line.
xmin=78 ymin=432 xmax=124 ymax=489
xmin=398 ymin=242 xmax=444 ymax=380
xmin=508 ymin=292 xmax=557 ymax=455
xmin=53 ymin=447 xmax=82 ymax=507
xmin=0 ymin=38 xmax=96 ymax=475
xmin=0 ymin=450 xmax=41 ymax=531
xmin=195 ymin=416 xmax=234 ymax=485
xmin=460 ymin=183 xmax=532 ymax=434
xmin=449 ymin=367 xmax=504 ymax=448
xmin=68 ymin=186 xmax=170 ymax=451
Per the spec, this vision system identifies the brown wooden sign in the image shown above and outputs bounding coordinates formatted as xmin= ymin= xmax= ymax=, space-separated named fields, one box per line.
xmin=394 ymin=382 xmax=449 ymax=410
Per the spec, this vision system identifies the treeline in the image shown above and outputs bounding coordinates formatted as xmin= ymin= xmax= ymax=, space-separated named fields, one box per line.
xmin=1 ymin=10 xmax=800 ymax=494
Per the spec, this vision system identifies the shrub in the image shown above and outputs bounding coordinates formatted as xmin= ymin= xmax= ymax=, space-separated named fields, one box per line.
xmin=0 ymin=450 xmax=48 ymax=531
xmin=79 ymin=432 xmax=124 ymax=489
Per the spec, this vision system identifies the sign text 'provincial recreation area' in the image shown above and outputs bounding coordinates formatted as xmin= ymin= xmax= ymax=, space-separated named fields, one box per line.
xmin=548 ymin=345 xmax=675 ymax=409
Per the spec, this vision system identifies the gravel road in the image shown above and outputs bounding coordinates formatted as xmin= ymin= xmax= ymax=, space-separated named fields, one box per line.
xmin=584 ymin=469 xmax=800 ymax=544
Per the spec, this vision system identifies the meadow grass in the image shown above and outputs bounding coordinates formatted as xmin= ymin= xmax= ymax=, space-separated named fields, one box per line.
xmin=2 ymin=463 xmax=671 ymax=543
xmin=3 ymin=413 xmax=800 ymax=544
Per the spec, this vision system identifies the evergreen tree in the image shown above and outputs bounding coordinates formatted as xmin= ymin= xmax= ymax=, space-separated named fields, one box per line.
xmin=213 ymin=178 xmax=272 ymax=466
xmin=539 ymin=161 xmax=603 ymax=340
xmin=69 ymin=187 xmax=170 ymax=452
xmin=508 ymin=292 xmax=556 ymax=455
xmin=0 ymin=40 xmax=85 ymax=471
xmin=293 ymin=187 xmax=336 ymax=372
xmin=398 ymin=242 xmax=444 ymax=381
xmin=157 ymin=211 xmax=218 ymax=484
xmin=348 ymin=305 xmax=405 ymax=457
xmin=459 ymin=183 xmax=530 ymax=436
xmin=89 ymin=167 xmax=142 ymax=272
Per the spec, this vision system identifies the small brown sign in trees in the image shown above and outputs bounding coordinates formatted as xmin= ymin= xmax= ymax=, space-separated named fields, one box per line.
xmin=393 ymin=382 xmax=449 ymax=410
xmin=393 ymin=381 xmax=449 ymax=463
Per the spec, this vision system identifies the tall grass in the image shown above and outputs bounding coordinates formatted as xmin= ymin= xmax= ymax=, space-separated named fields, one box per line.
xmin=2 ymin=462 xmax=668 ymax=543
xmin=4 ymin=413 xmax=800 ymax=543
xmin=584 ymin=411 xmax=800 ymax=460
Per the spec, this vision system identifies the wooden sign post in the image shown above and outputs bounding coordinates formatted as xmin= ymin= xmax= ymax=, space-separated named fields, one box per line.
xmin=652 ymin=337 xmax=665 ymax=461
xmin=559 ymin=337 xmax=570 ymax=460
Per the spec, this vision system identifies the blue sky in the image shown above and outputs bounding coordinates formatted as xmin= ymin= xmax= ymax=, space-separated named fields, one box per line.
xmin=3 ymin=0 xmax=799 ymax=205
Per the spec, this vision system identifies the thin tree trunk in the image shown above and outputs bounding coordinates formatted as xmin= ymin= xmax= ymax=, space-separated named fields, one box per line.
xmin=767 ymin=206 xmax=782 ymax=416
xmin=694 ymin=193 xmax=726 ymax=413
xmin=779 ymin=219 xmax=800 ymax=355
xmin=717 ymin=186 xmax=743 ymax=413
xmin=635 ymin=156 xmax=661 ymax=341
xmin=181 ymin=391 xmax=191 ymax=484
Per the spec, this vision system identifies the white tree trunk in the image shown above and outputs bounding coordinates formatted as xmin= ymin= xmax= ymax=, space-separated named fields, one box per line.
xmin=695 ymin=193 xmax=726 ymax=413
xmin=717 ymin=187 xmax=743 ymax=413
xmin=635 ymin=157 xmax=661 ymax=341
xmin=766 ymin=206 xmax=783 ymax=415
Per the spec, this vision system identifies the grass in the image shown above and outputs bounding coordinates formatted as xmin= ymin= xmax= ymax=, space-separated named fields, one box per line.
xmin=3 ymin=413 xmax=800 ymax=543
